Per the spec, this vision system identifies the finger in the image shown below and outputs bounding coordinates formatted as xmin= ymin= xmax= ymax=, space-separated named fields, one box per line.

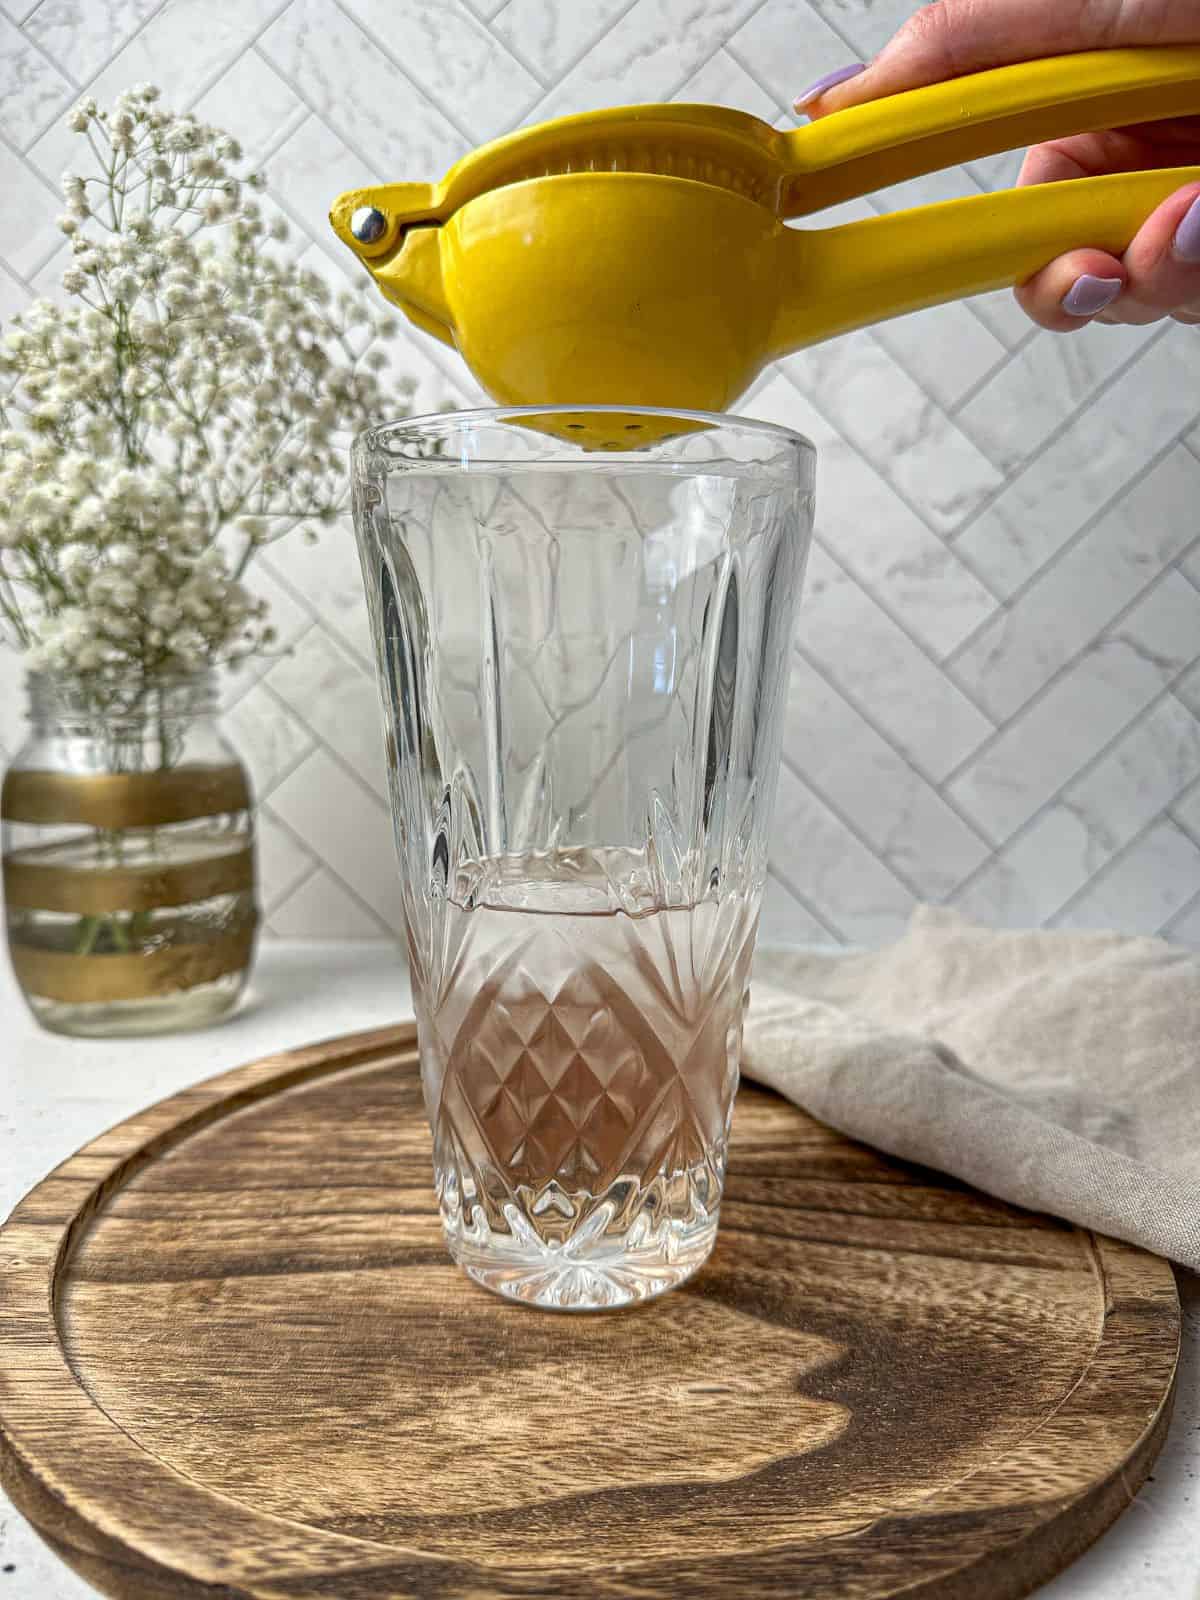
xmin=1108 ymin=181 xmax=1200 ymax=320
xmin=1019 ymin=128 xmax=1200 ymax=187
xmin=794 ymin=0 xmax=1198 ymax=115
xmin=1015 ymin=249 xmax=1126 ymax=331
xmin=1015 ymin=181 xmax=1200 ymax=329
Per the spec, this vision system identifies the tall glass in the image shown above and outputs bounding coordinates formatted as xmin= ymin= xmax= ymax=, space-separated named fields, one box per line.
xmin=352 ymin=408 xmax=815 ymax=1310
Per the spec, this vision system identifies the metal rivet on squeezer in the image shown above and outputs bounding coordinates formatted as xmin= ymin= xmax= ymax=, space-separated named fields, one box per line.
xmin=350 ymin=206 xmax=388 ymax=245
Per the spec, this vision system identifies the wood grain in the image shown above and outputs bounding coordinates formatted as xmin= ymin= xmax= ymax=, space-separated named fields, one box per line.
xmin=0 ymin=1022 xmax=1179 ymax=1600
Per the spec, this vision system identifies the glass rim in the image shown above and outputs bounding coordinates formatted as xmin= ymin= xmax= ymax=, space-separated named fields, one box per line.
xmin=355 ymin=404 xmax=817 ymax=459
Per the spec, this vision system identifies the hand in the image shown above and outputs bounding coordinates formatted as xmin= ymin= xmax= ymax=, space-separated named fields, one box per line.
xmin=794 ymin=0 xmax=1200 ymax=331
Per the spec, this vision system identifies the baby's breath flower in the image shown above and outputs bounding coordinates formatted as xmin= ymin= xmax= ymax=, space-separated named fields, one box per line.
xmin=0 ymin=87 xmax=406 ymax=680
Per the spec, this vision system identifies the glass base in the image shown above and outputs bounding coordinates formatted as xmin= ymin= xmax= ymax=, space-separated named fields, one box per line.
xmin=25 ymin=970 xmax=246 ymax=1038
xmin=444 ymin=1184 xmax=720 ymax=1312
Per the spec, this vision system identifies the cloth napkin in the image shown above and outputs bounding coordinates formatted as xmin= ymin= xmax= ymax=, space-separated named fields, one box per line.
xmin=742 ymin=907 xmax=1200 ymax=1270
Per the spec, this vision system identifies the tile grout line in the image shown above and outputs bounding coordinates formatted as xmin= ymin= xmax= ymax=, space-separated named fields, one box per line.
xmin=1160 ymin=883 xmax=1200 ymax=939
xmin=219 ymin=621 xmax=317 ymax=718
xmin=12 ymin=9 xmax=79 ymax=93
xmin=939 ymin=561 xmax=1199 ymax=803
xmin=257 ymin=673 xmax=392 ymax=817
xmin=778 ymin=750 xmax=929 ymax=904
xmin=1174 ymin=558 xmax=1200 ymax=599
xmin=941 ymin=433 xmax=1200 ymax=675
xmin=948 ymin=325 xmax=1037 ymax=418
xmin=327 ymin=0 xmax=526 ymax=148
xmin=1168 ymin=804 xmax=1200 ymax=855
xmin=764 ymin=862 xmax=848 ymax=946
xmin=257 ymin=797 xmax=397 ymax=938
xmin=942 ymin=322 xmax=1173 ymax=545
xmin=472 ymin=9 xmax=549 ymax=91
xmin=944 ymin=676 xmax=1200 ymax=903
xmin=942 ymin=527 xmax=1200 ymax=728
xmin=789 ymin=640 xmax=996 ymax=852
xmin=805 ymin=529 xmax=1000 ymax=730
xmin=261 ymin=851 xmax=322 ymax=919
xmin=255 ymin=548 xmax=378 ymax=676
xmin=20 ymin=0 xmax=175 ymax=151
xmin=774 ymin=360 xmax=1007 ymax=609
xmin=515 ymin=0 xmax=658 ymax=111
xmin=246 ymin=719 xmax=321 ymax=810
xmin=23 ymin=0 xmax=300 ymax=167
xmin=1046 ymin=803 xmax=1200 ymax=931
xmin=872 ymin=315 xmax=1026 ymax=427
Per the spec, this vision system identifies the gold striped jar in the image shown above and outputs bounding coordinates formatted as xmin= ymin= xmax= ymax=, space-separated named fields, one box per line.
xmin=2 ymin=672 xmax=259 ymax=1037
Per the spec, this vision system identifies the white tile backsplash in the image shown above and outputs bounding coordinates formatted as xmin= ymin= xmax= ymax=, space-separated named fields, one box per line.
xmin=1051 ymin=820 xmax=1200 ymax=933
xmin=23 ymin=0 xmax=161 ymax=86
xmin=951 ymin=448 xmax=1200 ymax=722
xmin=528 ymin=0 xmax=762 ymax=120
xmin=797 ymin=545 xmax=994 ymax=782
xmin=949 ymin=573 xmax=1200 ymax=844
xmin=491 ymin=0 xmax=634 ymax=82
xmin=781 ymin=329 xmax=1005 ymax=537
xmin=336 ymin=0 xmax=539 ymax=143
xmin=25 ymin=0 xmax=286 ymax=178
xmin=1 ymin=0 xmax=1198 ymax=946
xmin=954 ymin=695 xmax=1200 ymax=927
xmin=955 ymin=332 xmax=1200 ymax=597
xmin=0 ymin=9 xmax=72 ymax=147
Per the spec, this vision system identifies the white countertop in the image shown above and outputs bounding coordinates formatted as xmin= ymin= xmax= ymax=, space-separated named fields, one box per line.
xmin=1 ymin=944 xmax=1197 ymax=1600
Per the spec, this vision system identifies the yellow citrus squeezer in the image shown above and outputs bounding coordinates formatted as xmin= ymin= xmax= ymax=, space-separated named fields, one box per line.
xmin=331 ymin=48 xmax=1200 ymax=417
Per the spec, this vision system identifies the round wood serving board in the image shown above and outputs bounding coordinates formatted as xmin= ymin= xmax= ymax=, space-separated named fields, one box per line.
xmin=0 ymin=1023 xmax=1179 ymax=1600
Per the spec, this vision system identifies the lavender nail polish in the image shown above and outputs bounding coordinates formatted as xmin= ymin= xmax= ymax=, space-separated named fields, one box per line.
xmin=794 ymin=63 xmax=866 ymax=109
xmin=1173 ymin=195 xmax=1200 ymax=264
xmin=1061 ymin=274 xmax=1123 ymax=318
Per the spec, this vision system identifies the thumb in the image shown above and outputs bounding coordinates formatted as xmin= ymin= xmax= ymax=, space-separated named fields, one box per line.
xmin=795 ymin=0 xmax=1199 ymax=114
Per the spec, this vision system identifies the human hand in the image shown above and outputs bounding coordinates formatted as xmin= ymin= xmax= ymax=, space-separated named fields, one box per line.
xmin=794 ymin=0 xmax=1200 ymax=330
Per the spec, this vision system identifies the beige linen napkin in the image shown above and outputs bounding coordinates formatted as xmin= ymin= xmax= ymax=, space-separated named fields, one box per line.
xmin=743 ymin=907 xmax=1200 ymax=1270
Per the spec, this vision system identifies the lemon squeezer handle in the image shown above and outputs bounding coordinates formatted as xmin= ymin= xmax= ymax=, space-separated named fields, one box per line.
xmin=782 ymin=47 xmax=1200 ymax=218
xmin=773 ymin=165 xmax=1200 ymax=355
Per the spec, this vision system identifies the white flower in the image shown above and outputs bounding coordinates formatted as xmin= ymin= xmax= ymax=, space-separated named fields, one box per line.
xmin=0 ymin=87 xmax=408 ymax=682
xmin=67 ymin=107 xmax=90 ymax=133
xmin=164 ymin=120 xmax=200 ymax=152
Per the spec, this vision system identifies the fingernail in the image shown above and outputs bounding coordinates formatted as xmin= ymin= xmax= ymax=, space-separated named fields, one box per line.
xmin=1061 ymin=274 xmax=1123 ymax=318
xmin=1172 ymin=195 xmax=1200 ymax=263
xmin=794 ymin=63 xmax=866 ymax=109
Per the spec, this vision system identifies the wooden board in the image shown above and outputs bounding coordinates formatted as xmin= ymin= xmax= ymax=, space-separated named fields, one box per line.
xmin=0 ymin=1022 xmax=1179 ymax=1600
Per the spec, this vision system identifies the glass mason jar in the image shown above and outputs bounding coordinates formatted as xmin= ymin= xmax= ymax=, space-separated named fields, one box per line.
xmin=353 ymin=407 xmax=815 ymax=1310
xmin=1 ymin=672 xmax=260 ymax=1037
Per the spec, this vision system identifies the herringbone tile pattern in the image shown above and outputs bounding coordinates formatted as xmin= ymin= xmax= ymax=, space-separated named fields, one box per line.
xmin=2 ymin=0 xmax=1198 ymax=946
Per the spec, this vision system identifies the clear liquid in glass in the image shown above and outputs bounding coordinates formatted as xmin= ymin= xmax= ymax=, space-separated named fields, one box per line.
xmin=418 ymin=854 xmax=756 ymax=1310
